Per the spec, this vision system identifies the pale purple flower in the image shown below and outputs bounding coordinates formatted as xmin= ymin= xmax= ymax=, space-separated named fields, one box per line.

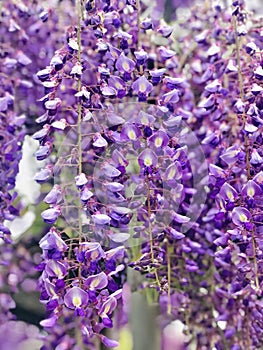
xmin=80 ymin=187 xmax=94 ymax=201
xmin=75 ymin=173 xmax=88 ymax=187
xmin=121 ymin=123 xmax=141 ymax=141
xmin=44 ymin=185 xmax=62 ymax=204
xmin=132 ymin=75 xmax=153 ymax=101
xmin=106 ymin=182 xmax=124 ymax=192
xmin=100 ymin=335 xmax=119 ymax=348
xmin=149 ymin=130 xmax=169 ymax=149
xmin=116 ymin=53 xmax=135 ymax=73
xmin=85 ymin=272 xmax=108 ymax=290
xmin=99 ymin=296 xmax=118 ymax=327
xmin=134 ymin=49 xmax=148 ymax=64
xmin=64 ymin=286 xmax=89 ymax=309
xmin=158 ymin=46 xmax=176 ymax=60
xmin=45 ymin=260 xmax=67 ymax=279
xmin=79 ymin=242 xmax=105 ymax=260
xmin=44 ymin=98 xmax=61 ymax=110
xmin=149 ymin=68 xmax=166 ymax=85
xmin=102 ymin=163 xmax=122 ymax=178
xmin=93 ymin=134 xmax=108 ymax=147
xmin=108 ymin=76 xmax=126 ymax=98
xmin=39 ymin=228 xmax=68 ymax=252
xmin=241 ymin=180 xmax=261 ymax=198
xmin=101 ymin=85 xmax=117 ymax=97
xmin=41 ymin=206 xmax=61 ymax=224
xmin=219 ymin=183 xmax=238 ymax=202
xmin=161 ymin=90 xmax=180 ymax=105
xmin=92 ymin=213 xmax=111 ymax=225
xmin=34 ymin=166 xmax=53 ymax=183
xmin=157 ymin=25 xmax=173 ymax=37
xmin=232 ymin=207 xmax=252 ymax=227
xmin=254 ymin=66 xmax=263 ymax=80
xmin=75 ymin=87 xmax=90 ymax=100
xmin=138 ymin=149 xmax=158 ymax=168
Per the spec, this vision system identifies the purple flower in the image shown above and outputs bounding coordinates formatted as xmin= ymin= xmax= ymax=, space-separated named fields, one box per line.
xmin=34 ymin=166 xmax=53 ymax=183
xmin=157 ymin=25 xmax=173 ymax=37
xmin=99 ymin=296 xmax=118 ymax=327
xmin=116 ymin=53 xmax=135 ymax=74
xmin=44 ymin=279 xmax=58 ymax=298
xmin=39 ymin=228 xmax=67 ymax=252
xmin=220 ymin=146 xmax=240 ymax=165
xmin=149 ymin=130 xmax=169 ymax=149
xmin=164 ymin=162 xmax=182 ymax=184
xmin=79 ymin=242 xmax=105 ymax=260
xmin=219 ymin=183 xmax=238 ymax=203
xmin=64 ymin=286 xmax=89 ymax=309
xmin=44 ymin=185 xmax=62 ymax=204
xmin=198 ymin=95 xmax=215 ymax=109
xmin=85 ymin=272 xmax=108 ymax=290
xmin=106 ymin=182 xmax=124 ymax=192
xmin=92 ymin=213 xmax=111 ymax=225
xmin=101 ymin=85 xmax=117 ymax=97
xmin=36 ymin=66 xmax=53 ymax=81
xmin=80 ymin=187 xmax=94 ymax=201
xmin=254 ymin=66 xmax=263 ymax=80
xmin=232 ymin=207 xmax=252 ymax=228
xmin=108 ymin=76 xmax=126 ymax=98
xmin=250 ymin=149 xmax=263 ymax=165
xmin=75 ymin=87 xmax=90 ymax=100
xmin=45 ymin=260 xmax=67 ymax=278
xmin=32 ymin=124 xmax=50 ymax=141
xmin=241 ymin=180 xmax=261 ymax=198
xmin=102 ymin=163 xmax=122 ymax=178
xmin=158 ymin=46 xmax=176 ymax=60
xmin=161 ymin=90 xmax=180 ymax=105
xmin=172 ymin=212 xmax=190 ymax=224
xmin=100 ymin=335 xmax=119 ymax=348
xmin=140 ymin=17 xmax=152 ymax=30
xmin=169 ymin=228 xmax=185 ymax=240
xmin=75 ymin=173 xmax=88 ymax=187
xmin=105 ymin=246 xmax=125 ymax=260
xmin=138 ymin=149 xmax=158 ymax=168
xmin=93 ymin=134 xmax=108 ymax=147
xmin=134 ymin=49 xmax=148 ymax=64
xmin=121 ymin=123 xmax=141 ymax=141
xmin=44 ymin=98 xmax=61 ymax=111
xmin=149 ymin=68 xmax=166 ymax=85
xmin=132 ymin=76 xmax=153 ymax=101
xmin=41 ymin=207 xmax=61 ymax=224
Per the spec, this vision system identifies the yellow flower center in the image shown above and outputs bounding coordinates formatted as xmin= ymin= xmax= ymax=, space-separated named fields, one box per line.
xmin=128 ymin=130 xmax=136 ymax=140
xmin=73 ymin=296 xmax=81 ymax=307
xmin=144 ymin=157 xmax=152 ymax=166
xmin=155 ymin=137 xmax=162 ymax=147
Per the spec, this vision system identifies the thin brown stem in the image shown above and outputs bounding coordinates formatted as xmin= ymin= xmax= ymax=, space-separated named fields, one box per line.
xmin=146 ymin=174 xmax=161 ymax=288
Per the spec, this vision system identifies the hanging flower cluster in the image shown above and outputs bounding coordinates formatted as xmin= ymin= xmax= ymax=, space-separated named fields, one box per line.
xmin=0 ymin=0 xmax=262 ymax=349
xmin=32 ymin=0 xmax=263 ymax=348
xmin=0 ymin=0 xmax=77 ymax=333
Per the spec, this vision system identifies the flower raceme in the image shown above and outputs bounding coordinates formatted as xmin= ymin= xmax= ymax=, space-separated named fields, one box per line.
xmin=3 ymin=0 xmax=259 ymax=349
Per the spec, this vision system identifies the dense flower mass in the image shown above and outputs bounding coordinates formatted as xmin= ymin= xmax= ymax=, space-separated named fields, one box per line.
xmin=0 ymin=0 xmax=263 ymax=349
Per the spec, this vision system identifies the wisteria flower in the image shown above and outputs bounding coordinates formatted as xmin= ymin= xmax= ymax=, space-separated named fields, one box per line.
xmin=132 ymin=75 xmax=153 ymax=101
xmin=64 ymin=286 xmax=89 ymax=316
xmin=232 ymin=207 xmax=253 ymax=230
